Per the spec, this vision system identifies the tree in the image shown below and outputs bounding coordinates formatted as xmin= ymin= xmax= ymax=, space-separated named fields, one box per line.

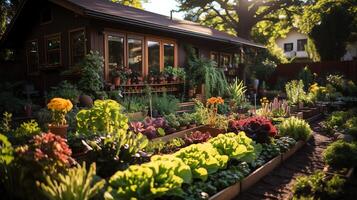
xmin=298 ymin=0 xmax=356 ymax=61
xmin=111 ymin=0 xmax=146 ymax=9
xmin=0 ymin=0 xmax=21 ymax=37
xmin=176 ymin=0 xmax=310 ymax=39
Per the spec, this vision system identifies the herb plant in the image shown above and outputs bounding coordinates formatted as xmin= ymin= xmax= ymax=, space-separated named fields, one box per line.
xmin=278 ymin=117 xmax=312 ymax=141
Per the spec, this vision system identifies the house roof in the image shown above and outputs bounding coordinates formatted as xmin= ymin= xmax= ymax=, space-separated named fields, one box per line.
xmin=1 ymin=0 xmax=265 ymax=48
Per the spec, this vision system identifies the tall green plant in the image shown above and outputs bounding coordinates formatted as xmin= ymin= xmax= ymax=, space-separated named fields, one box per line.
xmin=38 ymin=163 xmax=105 ymax=200
xmin=228 ymin=78 xmax=247 ymax=106
xmin=298 ymin=66 xmax=314 ymax=90
xmin=151 ymin=94 xmax=179 ymax=115
xmin=187 ymin=57 xmax=228 ymax=97
xmin=285 ymin=80 xmax=306 ymax=105
xmin=78 ymin=51 xmax=104 ymax=97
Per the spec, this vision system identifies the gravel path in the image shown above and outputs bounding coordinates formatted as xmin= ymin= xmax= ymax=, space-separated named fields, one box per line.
xmin=236 ymin=120 xmax=333 ymax=200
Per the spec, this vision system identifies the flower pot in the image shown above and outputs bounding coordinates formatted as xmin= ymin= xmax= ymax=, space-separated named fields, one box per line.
xmin=48 ymin=124 xmax=69 ymax=138
xmin=79 ymin=95 xmax=93 ymax=107
xmin=113 ymin=77 xmax=121 ymax=87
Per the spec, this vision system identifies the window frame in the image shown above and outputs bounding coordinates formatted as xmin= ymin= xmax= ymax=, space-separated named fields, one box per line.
xmin=44 ymin=33 xmax=62 ymax=67
xmin=68 ymin=27 xmax=87 ymax=67
xmin=127 ymin=35 xmax=145 ymax=76
xmin=284 ymin=43 xmax=294 ymax=52
xmin=104 ymin=31 xmax=126 ymax=81
xmin=297 ymin=39 xmax=307 ymax=52
xmin=26 ymin=39 xmax=40 ymax=75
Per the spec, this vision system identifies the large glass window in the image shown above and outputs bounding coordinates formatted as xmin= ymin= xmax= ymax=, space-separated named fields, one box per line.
xmin=164 ymin=43 xmax=175 ymax=67
xmin=26 ymin=40 xmax=39 ymax=73
xmin=69 ymin=29 xmax=86 ymax=66
xmin=128 ymin=38 xmax=143 ymax=75
xmin=108 ymin=35 xmax=124 ymax=70
xmin=284 ymin=43 xmax=293 ymax=52
xmin=45 ymin=34 xmax=61 ymax=66
xmin=148 ymin=40 xmax=160 ymax=74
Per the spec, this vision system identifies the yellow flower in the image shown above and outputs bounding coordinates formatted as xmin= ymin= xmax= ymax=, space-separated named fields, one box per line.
xmin=47 ymin=98 xmax=73 ymax=113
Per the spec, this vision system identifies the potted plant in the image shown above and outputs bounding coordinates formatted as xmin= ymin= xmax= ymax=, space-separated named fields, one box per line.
xmin=148 ymin=68 xmax=159 ymax=84
xmin=47 ymin=97 xmax=73 ymax=137
xmin=110 ymin=68 xmax=121 ymax=87
xmin=122 ymin=67 xmax=132 ymax=85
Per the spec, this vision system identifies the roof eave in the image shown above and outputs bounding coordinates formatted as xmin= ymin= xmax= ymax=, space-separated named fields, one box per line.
xmin=84 ymin=10 xmax=265 ymax=49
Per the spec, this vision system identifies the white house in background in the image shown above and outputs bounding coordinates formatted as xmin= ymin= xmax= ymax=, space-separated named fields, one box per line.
xmin=276 ymin=29 xmax=357 ymax=61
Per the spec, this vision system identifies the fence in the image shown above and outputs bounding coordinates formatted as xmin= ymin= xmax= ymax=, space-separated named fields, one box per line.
xmin=269 ymin=60 xmax=357 ymax=86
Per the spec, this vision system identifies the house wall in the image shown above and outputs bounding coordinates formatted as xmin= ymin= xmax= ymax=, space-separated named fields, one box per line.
xmin=276 ymin=30 xmax=308 ymax=59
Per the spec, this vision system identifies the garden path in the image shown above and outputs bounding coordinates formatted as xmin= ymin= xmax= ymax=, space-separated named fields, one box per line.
xmin=236 ymin=119 xmax=333 ymax=200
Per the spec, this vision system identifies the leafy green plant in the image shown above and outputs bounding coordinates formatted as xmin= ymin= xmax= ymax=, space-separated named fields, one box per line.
xmin=105 ymin=155 xmax=191 ymax=200
xmin=76 ymin=100 xmax=129 ymax=136
xmin=78 ymin=51 xmax=104 ymax=97
xmin=323 ymin=140 xmax=357 ymax=169
xmin=173 ymin=143 xmax=228 ymax=181
xmin=164 ymin=113 xmax=181 ymax=129
xmin=298 ymin=66 xmax=314 ymax=90
xmin=344 ymin=117 xmax=357 ymax=137
xmin=121 ymin=96 xmax=147 ymax=113
xmin=285 ymin=80 xmax=306 ymax=105
xmin=228 ymin=78 xmax=247 ymax=106
xmin=151 ymin=94 xmax=179 ymax=115
xmin=47 ymin=81 xmax=80 ymax=104
xmin=211 ymin=132 xmax=262 ymax=163
xmin=37 ymin=162 xmax=105 ymax=200
xmin=0 ymin=112 xmax=12 ymax=134
xmin=11 ymin=120 xmax=41 ymax=144
xmin=292 ymin=171 xmax=345 ymax=200
xmin=323 ymin=111 xmax=350 ymax=133
xmin=0 ymin=133 xmax=13 ymax=165
xmin=278 ymin=117 xmax=313 ymax=141
xmin=250 ymin=58 xmax=277 ymax=82
xmin=186 ymin=57 xmax=228 ymax=97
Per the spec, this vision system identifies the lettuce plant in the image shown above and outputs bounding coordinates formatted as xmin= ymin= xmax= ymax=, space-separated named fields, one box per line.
xmin=173 ymin=143 xmax=228 ymax=181
xmin=105 ymin=155 xmax=191 ymax=200
xmin=209 ymin=132 xmax=261 ymax=164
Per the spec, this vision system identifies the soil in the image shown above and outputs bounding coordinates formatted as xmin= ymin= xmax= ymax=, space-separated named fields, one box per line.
xmin=236 ymin=119 xmax=338 ymax=200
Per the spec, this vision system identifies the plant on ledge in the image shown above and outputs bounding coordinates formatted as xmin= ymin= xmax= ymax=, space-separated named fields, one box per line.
xmin=228 ymin=117 xmax=278 ymax=143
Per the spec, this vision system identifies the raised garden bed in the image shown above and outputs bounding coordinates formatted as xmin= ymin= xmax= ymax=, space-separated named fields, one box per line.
xmin=209 ymin=140 xmax=306 ymax=200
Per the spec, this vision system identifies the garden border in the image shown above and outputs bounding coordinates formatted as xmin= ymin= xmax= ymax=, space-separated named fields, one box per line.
xmin=209 ymin=140 xmax=307 ymax=200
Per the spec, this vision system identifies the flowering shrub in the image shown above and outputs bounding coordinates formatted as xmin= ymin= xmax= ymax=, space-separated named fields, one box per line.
xmin=184 ymin=131 xmax=212 ymax=145
xmin=256 ymin=97 xmax=290 ymax=118
xmin=47 ymin=98 xmax=73 ymax=126
xmin=16 ymin=132 xmax=73 ymax=168
xmin=228 ymin=117 xmax=277 ymax=143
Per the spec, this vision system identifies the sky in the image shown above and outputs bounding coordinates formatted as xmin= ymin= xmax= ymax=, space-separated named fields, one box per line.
xmin=143 ymin=0 xmax=185 ymax=19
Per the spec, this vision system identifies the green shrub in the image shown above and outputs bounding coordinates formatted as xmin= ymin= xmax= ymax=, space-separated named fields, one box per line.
xmin=121 ymin=96 xmax=147 ymax=113
xmin=47 ymin=81 xmax=80 ymax=104
xmin=292 ymin=171 xmax=345 ymax=200
xmin=0 ymin=133 xmax=13 ymax=165
xmin=76 ymin=100 xmax=129 ymax=136
xmin=344 ymin=117 xmax=357 ymax=136
xmin=278 ymin=117 xmax=313 ymax=141
xmin=324 ymin=111 xmax=350 ymax=132
xmin=152 ymin=94 xmax=179 ymax=115
xmin=323 ymin=140 xmax=357 ymax=168
xmin=298 ymin=66 xmax=314 ymax=90
xmin=38 ymin=163 xmax=105 ymax=200
xmin=78 ymin=51 xmax=104 ymax=97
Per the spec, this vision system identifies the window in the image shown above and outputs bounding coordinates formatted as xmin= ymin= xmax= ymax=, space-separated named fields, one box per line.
xmin=108 ymin=35 xmax=125 ymax=71
xmin=220 ymin=53 xmax=231 ymax=68
xmin=297 ymin=39 xmax=307 ymax=51
xmin=147 ymin=40 xmax=160 ymax=74
xmin=69 ymin=29 xmax=86 ymax=66
xmin=164 ymin=43 xmax=175 ymax=67
xmin=45 ymin=34 xmax=61 ymax=66
xmin=26 ymin=40 xmax=39 ymax=73
xmin=41 ymin=7 xmax=52 ymax=24
xmin=284 ymin=43 xmax=293 ymax=52
xmin=128 ymin=37 xmax=143 ymax=75
xmin=210 ymin=52 xmax=219 ymax=67
xmin=232 ymin=53 xmax=240 ymax=67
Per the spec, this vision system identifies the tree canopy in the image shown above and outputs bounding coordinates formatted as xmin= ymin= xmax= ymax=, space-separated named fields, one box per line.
xmin=177 ymin=0 xmax=310 ymax=39
xmin=111 ymin=0 xmax=146 ymax=9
